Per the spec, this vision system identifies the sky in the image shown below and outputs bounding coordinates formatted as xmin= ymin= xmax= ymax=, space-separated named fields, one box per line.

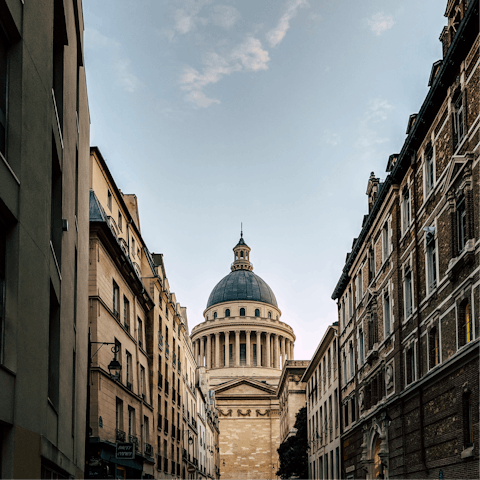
xmin=83 ymin=0 xmax=448 ymax=361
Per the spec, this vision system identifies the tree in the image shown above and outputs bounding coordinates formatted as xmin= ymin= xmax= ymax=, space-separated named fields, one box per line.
xmin=276 ymin=406 xmax=308 ymax=479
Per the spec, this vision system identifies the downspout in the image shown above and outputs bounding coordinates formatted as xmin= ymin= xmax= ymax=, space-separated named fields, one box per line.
xmin=411 ymin=152 xmax=428 ymax=475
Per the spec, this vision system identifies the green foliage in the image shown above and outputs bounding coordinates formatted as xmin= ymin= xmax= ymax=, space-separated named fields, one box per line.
xmin=276 ymin=406 xmax=308 ymax=479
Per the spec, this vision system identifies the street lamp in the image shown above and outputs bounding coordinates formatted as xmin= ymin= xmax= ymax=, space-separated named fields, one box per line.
xmin=85 ymin=328 xmax=122 ymax=478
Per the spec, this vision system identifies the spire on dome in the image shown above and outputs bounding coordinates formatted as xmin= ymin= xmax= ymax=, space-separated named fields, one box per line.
xmin=232 ymin=231 xmax=252 ymax=271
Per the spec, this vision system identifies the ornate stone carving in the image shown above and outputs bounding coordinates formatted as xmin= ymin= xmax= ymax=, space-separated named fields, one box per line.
xmin=255 ymin=409 xmax=270 ymax=417
xmin=385 ymin=364 xmax=393 ymax=389
xmin=237 ymin=409 xmax=251 ymax=417
xmin=218 ymin=409 xmax=232 ymax=417
xmin=359 ymin=389 xmax=365 ymax=411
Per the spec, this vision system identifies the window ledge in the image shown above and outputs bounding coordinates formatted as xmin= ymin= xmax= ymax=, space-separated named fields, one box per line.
xmin=461 ymin=445 xmax=474 ymax=459
xmin=447 ymin=241 xmax=475 ymax=280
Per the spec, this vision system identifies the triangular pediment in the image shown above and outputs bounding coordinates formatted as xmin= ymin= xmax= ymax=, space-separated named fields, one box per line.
xmin=214 ymin=377 xmax=277 ymax=397
xmin=443 ymin=154 xmax=473 ymax=194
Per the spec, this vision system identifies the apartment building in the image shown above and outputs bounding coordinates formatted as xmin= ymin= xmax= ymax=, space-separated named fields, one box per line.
xmin=277 ymin=360 xmax=309 ymax=445
xmin=0 ymin=0 xmax=90 ymax=477
xmin=303 ymin=324 xmax=340 ymax=480
xmin=332 ymin=1 xmax=479 ymax=478
xmin=87 ymin=147 xmax=192 ymax=479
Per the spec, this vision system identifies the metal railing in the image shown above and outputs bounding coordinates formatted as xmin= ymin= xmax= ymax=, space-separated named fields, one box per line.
xmin=145 ymin=443 xmax=153 ymax=457
xmin=115 ymin=429 xmax=126 ymax=442
xmin=129 ymin=434 xmax=139 ymax=452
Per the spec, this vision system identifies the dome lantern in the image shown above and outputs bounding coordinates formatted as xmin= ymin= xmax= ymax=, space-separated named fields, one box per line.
xmin=231 ymin=230 xmax=253 ymax=272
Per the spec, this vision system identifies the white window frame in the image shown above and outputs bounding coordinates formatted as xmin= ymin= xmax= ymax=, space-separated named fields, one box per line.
xmin=403 ymin=264 xmax=414 ymax=319
xmin=426 ymin=227 xmax=438 ymax=293
xmin=401 ymin=186 xmax=412 ymax=234
xmin=424 ymin=142 xmax=435 ymax=196
xmin=382 ymin=221 xmax=389 ymax=262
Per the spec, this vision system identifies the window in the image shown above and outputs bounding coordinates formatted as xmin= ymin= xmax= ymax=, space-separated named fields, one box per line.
xmin=268 ymin=311 xmax=272 ymax=319
xmin=459 ymin=300 xmax=472 ymax=347
xmin=229 ymin=344 xmax=233 ymax=366
xmin=138 ymin=318 xmax=143 ymax=348
xmin=342 ymin=351 xmax=347 ymax=385
xmin=126 ymin=351 xmax=133 ymax=388
xmin=382 ymin=221 xmax=389 ymax=261
xmin=425 ymin=143 xmax=434 ymax=194
xmin=118 ymin=212 xmax=123 ymax=231
xmin=253 ymin=344 xmax=257 ymax=366
xmin=140 ymin=365 xmax=146 ymax=397
xmin=116 ymin=398 xmax=124 ymax=432
xmin=341 ymin=300 xmax=346 ymax=330
xmin=453 ymin=90 xmax=465 ymax=148
xmin=368 ymin=315 xmax=378 ymax=350
xmin=114 ymin=338 xmax=122 ymax=380
xmin=0 ymin=28 xmax=8 ymax=158
xmin=107 ymin=190 xmax=112 ymax=211
xmin=0 ymin=223 xmax=5 ymax=363
xmin=255 ymin=308 xmax=260 ymax=317
xmin=131 ymin=237 xmax=135 ymax=257
xmin=402 ymin=187 xmax=411 ymax=233
xmin=240 ymin=308 xmax=245 ymax=317
xmin=225 ymin=309 xmax=230 ymax=317
xmin=405 ymin=344 xmax=415 ymax=386
xmin=128 ymin=406 xmax=135 ymax=437
xmin=50 ymin=139 xmax=63 ymax=266
xmin=356 ymin=269 xmax=363 ymax=304
xmin=123 ymin=296 xmax=130 ymax=331
xmin=368 ymin=247 xmax=375 ymax=283
xmin=349 ymin=342 xmax=354 ymax=379
xmin=48 ymin=285 xmax=60 ymax=408
xmin=382 ymin=293 xmax=390 ymax=339
xmin=350 ymin=396 xmax=356 ymax=422
xmin=113 ymin=280 xmax=119 ymax=317
xmin=457 ymin=197 xmax=467 ymax=253
xmin=404 ymin=266 xmax=413 ymax=318
xmin=428 ymin=327 xmax=439 ymax=369
xmin=359 ymin=328 xmax=364 ymax=366
xmin=426 ymin=230 xmax=437 ymax=291
xmin=348 ymin=287 xmax=353 ymax=318
xmin=344 ymin=402 xmax=349 ymax=427
xmin=240 ymin=344 xmax=246 ymax=366
xmin=463 ymin=392 xmax=473 ymax=447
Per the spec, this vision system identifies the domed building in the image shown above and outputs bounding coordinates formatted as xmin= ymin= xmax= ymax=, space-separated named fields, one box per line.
xmin=191 ymin=234 xmax=296 ymax=479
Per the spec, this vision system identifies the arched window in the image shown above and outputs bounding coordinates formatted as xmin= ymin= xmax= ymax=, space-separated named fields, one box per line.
xmin=373 ymin=435 xmax=383 ymax=479
xmin=268 ymin=311 xmax=272 ymax=319
xmin=213 ymin=312 xmax=217 ymax=319
xmin=225 ymin=309 xmax=230 ymax=317
xmin=255 ymin=309 xmax=260 ymax=317
xmin=240 ymin=308 xmax=245 ymax=317
xmin=240 ymin=250 xmax=244 ymax=258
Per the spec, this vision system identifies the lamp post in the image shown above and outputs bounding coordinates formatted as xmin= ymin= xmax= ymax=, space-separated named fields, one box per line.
xmin=85 ymin=328 xmax=122 ymax=478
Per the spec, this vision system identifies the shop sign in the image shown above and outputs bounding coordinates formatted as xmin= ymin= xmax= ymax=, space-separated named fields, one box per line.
xmin=116 ymin=443 xmax=134 ymax=459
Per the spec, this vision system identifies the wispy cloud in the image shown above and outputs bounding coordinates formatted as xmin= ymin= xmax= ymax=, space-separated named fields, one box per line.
xmin=212 ymin=5 xmax=240 ymax=29
xmin=322 ymin=129 xmax=341 ymax=146
xmin=266 ymin=0 xmax=309 ymax=47
xmin=180 ymin=36 xmax=270 ymax=107
xmin=367 ymin=13 xmax=395 ymax=36
xmin=85 ymin=28 xmax=142 ymax=94
xmin=173 ymin=0 xmax=210 ymax=34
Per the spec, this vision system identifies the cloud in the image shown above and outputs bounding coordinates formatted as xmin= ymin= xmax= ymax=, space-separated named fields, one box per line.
xmin=173 ymin=0 xmax=211 ymax=35
xmin=367 ymin=13 xmax=395 ymax=36
xmin=322 ymin=130 xmax=341 ymax=146
xmin=180 ymin=36 xmax=270 ymax=107
xmin=85 ymin=28 xmax=142 ymax=94
xmin=266 ymin=0 xmax=309 ymax=47
xmin=212 ymin=5 xmax=240 ymax=29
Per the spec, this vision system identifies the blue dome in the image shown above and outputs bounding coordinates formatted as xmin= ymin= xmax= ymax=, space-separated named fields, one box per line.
xmin=206 ymin=270 xmax=278 ymax=309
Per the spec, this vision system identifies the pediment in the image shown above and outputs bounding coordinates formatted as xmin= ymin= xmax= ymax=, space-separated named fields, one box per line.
xmin=214 ymin=377 xmax=277 ymax=397
xmin=443 ymin=153 xmax=473 ymax=194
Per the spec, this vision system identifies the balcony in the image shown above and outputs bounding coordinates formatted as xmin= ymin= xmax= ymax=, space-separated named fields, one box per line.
xmin=164 ymin=418 xmax=168 ymax=434
xmin=157 ymin=455 xmax=162 ymax=471
xmin=157 ymin=413 xmax=162 ymax=431
xmin=158 ymin=372 xmax=163 ymax=390
xmin=115 ymin=429 xmax=126 ymax=442
xmin=129 ymin=435 xmax=139 ymax=452
xmin=192 ymin=418 xmax=197 ymax=429
xmin=145 ymin=443 xmax=153 ymax=457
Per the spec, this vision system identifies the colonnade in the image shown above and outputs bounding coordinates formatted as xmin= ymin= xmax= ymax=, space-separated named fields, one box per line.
xmin=193 ymin=330 xmax=294 ymax=369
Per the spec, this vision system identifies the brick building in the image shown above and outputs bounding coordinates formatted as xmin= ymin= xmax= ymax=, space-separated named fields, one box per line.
xmin=331 ymin=1 xmax=479 ymax=478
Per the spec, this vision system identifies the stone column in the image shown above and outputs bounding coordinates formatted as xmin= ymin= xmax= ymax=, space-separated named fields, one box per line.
xmin=235 ymin=330 xmax=240 ymax=367
xmin=291 ymin=342 xmax=294 ymax=360
xmin=224 ymin=331 xmax=230 ymax=367
xmin=206 ymin=334 xmax=212 ymax=369
xmin=256 ymin=331 xmax=262 ymax=367
xmin=246 ymin=330 xmax=251 ymax=366
xmin=200 ymin=336 xmax=205 ymax=367
xmin=265 ymin=332 xmax=271 ymax=368
xmin=215 ymin=332 xmax=220 ymax=368
xmin=195 ymin=339 xmax=199 ymax=366
xmin=281 ymin=336 xmax=286 ymax=368
xmin=274 ymin=334 xmax=280 ymax=369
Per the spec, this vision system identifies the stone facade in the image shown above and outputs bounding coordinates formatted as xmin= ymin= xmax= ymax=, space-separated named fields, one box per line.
xmin=303 ymin=324 xmax=341 ymax=480
xmin=192 ymin=236 xmax=296 ymax=479
xmin=0 ymin=0 xmax=90 ymax=477
xmin=332 ymin=2 xmax=479 ymax=479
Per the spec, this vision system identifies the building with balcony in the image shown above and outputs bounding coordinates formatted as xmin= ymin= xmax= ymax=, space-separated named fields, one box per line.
xmin=0 ymin=0 xmax=90 ymax=477
xmin=191 ymin=234 xmax=296 ymax=479
xmin=331 ymin=1 xmax=478 ymax=478
xmin=303 ymin=324 xmax=340 ymax=480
